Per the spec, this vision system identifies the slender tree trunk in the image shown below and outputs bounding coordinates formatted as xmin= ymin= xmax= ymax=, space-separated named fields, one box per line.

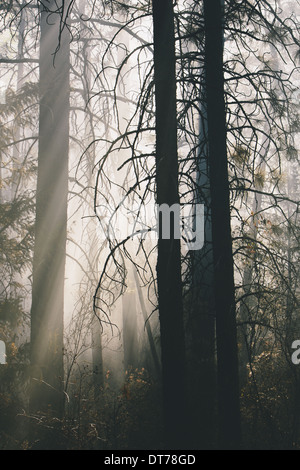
xmin=238 ymin=157 xmax=265 ymax=386
xmin=80 ymin=9 xmax=104 ymax=398
xmin=30 ymin=0 xmax=70 ymax=419
xmin=91 ymin=316 xmax=104 ymax=397
xmin=122 ymin=286 xmax=139 ymax=372
xmin=203 ymin=0 xmax=241 ymax=449
xmin=238 ymin=46 xmax=278 ymax=386
xmin=152 ymin=0 xmax=188 ymax=450
xmin=11 ymin=2 xmax=25 ymax=199
xmin=133 ymin=267 xmax=161 ymax=378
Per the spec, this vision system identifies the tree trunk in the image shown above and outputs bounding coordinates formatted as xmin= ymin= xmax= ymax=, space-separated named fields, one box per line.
xmin=80 ymin=7 xmax=104 ymax=398
xmin=91 ymin=316 xmax=104 ymax=398
xmin=203 ymin=0 xmax=241 ymax=449
xmin=238 ymin=157 xmax=265 ymax=386
xmin=133 ymin=267 xmax=161 ymax=378
xmin=30 ymin=0 xmax=70 ymax=419
xmin=187 ymin=93 xmax=216 ymax=448
xmin=152 ymin=0 xmax=188 ymax=450
xmin=122 ymin=285 xmax=139 ymax=372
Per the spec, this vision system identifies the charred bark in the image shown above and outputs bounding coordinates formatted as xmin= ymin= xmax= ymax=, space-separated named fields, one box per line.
xmin=203 ymin=0 xmax=241 ymax=449
xmin=152 ymin=0 xmax=188 ymax=450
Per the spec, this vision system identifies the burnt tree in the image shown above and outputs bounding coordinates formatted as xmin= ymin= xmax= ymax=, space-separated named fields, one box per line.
xmin=152 ymin=0 xmax=188 ymax=450
xmin=203 ymin=0 xmax=241 ymax=449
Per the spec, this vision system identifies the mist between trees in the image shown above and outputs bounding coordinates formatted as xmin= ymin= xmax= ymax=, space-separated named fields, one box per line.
xmin=0 ymin=0 xmax=299 ymax=450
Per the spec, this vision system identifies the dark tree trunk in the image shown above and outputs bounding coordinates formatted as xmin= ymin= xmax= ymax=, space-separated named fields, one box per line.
xmin=187 ymin=99 xmax=216 ymax=448
xmin=30 ymin=0 xmax=70 ymax=419
xmin=203 ymin=0 xmax=241 ymax=449
xmin=152 ymin=0 xmax=188 ymax=450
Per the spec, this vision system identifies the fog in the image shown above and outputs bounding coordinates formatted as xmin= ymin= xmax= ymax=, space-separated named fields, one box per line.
xmin=0 ymin=0 xmax=300 ymax=451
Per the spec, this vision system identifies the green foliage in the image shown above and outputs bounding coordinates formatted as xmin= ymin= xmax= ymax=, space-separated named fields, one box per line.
xmin=0 ymin=80 xmax=37 ymax=415
xmin=0 ymin=197 xmax=34 ymax=270
xmin=0 ymin=83 xmax=39 ymax=149
xmin=0 ymin=297 xmax=23 ymax=325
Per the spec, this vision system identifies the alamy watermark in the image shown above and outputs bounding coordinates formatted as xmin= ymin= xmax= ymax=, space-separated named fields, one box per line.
xmin=0 ymin=340 xmax=6 ymax=365
xmin=100 ymin=202 xmax=205 ymax=251
xmin=291 ymin=340 xmax=300 ymax=365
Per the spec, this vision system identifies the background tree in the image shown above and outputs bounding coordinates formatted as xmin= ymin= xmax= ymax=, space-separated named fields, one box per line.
xmin=30 ymin=0 xmax=70 ymax=422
